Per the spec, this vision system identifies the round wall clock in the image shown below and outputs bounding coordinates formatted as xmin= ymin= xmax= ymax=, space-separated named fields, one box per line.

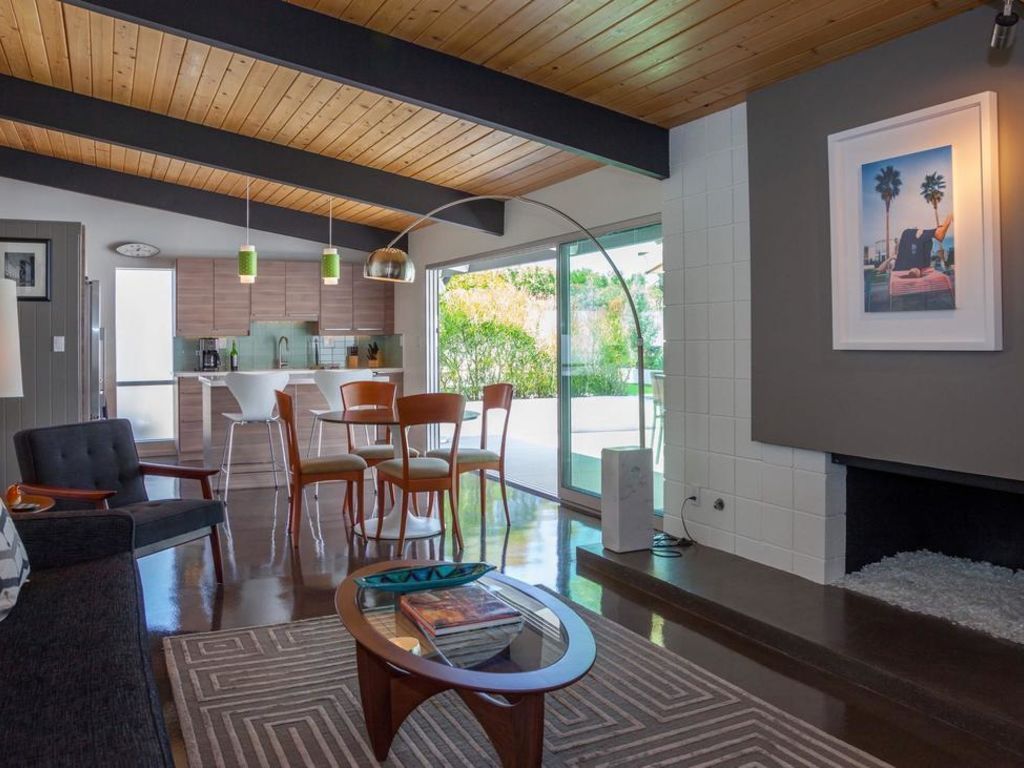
xmin=115 ymin=242 xmax=161 ymax=258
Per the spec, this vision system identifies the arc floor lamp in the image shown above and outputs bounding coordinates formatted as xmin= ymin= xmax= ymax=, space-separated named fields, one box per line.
xmin=365 ymin=194 xmax=649 ymax=450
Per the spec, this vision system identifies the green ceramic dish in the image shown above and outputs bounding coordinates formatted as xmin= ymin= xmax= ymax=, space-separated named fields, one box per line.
xmin=355 ymin=562 xmax=495 ymax=593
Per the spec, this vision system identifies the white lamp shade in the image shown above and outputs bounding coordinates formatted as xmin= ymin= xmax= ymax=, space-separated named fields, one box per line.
xmin=0 ymin=278 xmax=23 ymax=398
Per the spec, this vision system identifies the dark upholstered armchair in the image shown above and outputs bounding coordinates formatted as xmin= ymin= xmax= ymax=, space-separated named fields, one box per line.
xmin=13 ymin=419 xmax=225 ymax=582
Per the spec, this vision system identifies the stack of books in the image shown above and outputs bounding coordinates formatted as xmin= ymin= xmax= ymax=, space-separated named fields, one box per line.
xmin=399 ymin=584 xmax=524 ymax=668
xmin=399 ymin=584 xmax=522 ymax=636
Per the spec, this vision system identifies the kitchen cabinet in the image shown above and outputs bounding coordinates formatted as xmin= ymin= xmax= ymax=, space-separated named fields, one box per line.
xmin=250 ymin=261 xmax=287 ymax=320
xmin=285 ymin=261 xmax=321 ymax=319
xmin=176 ymin=258 xmax=251 ymax=336
xmin=175 ymin=259 xmax=214 ymax=337
xmin=177 ymin=377 xmax=203 ymax=456
xmin=318 ymin=263 xmax=354 ymax=332
xmin=176 ymin=258 xmax=392 ymax=337
xmin=353 ymin=269 xmax=394 ymax=334
xmin=249 ymin=261 xmax=320 ymax=320
xmin=213 ymin=259 xmax=251 ymax=335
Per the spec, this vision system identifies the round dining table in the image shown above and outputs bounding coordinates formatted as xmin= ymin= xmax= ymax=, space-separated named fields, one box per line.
xmin=318 ymin=406 xmax=478 ymax=541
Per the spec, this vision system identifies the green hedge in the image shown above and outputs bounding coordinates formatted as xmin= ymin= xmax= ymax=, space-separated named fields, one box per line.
xmin=438 ymin=266 xmax=662 ymax=400
xmin=439 ymin=307 xmax=556 ymax=399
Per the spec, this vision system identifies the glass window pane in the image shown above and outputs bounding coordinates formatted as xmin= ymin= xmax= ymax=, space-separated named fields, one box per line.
xmin=116 ymin=384 xmax=175 ymax=441
xmin=559 ymin=223 xmax=664 ymax=512
xmin=436 ymin=254 xmax=559 ymax=496
xmin=115 ymin=269 xmax=174 ymax=381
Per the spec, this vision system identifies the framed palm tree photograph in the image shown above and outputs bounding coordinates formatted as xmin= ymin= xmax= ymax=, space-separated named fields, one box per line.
xmin=828 ymin=92 xmax=1000 ymax=350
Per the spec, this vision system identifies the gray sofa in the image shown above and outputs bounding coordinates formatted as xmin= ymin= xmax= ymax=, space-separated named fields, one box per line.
xmin=0 ymin=510 xmax=173 ymax=767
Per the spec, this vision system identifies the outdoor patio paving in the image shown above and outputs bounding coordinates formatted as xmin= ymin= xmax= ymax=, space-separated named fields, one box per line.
xmin=444 ymin=396 xmax=666 ymax=511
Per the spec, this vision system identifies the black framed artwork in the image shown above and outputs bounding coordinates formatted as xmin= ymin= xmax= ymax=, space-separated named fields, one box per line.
xmin=1 ymin=239 xmax=52 ymax=301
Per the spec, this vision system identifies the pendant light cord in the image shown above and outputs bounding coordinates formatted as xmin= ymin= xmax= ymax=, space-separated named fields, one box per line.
xmin=245 ymin=178 xmax=251 ymax=243
xmin=329 ymin=197 xmax=333 ymax=249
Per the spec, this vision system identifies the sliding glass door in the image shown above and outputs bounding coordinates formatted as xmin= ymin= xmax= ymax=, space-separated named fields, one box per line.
xmin=558 ymin=223 xmax=664 ymax=513
xmin=432 ymin=249 xmax=559 ymax=496
xmin=427 ymin=219 xmax=663 ymax=515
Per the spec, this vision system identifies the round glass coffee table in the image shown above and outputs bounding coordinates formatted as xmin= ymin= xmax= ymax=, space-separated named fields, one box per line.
xmin=336 ymin=560 xmax=596 ymax=767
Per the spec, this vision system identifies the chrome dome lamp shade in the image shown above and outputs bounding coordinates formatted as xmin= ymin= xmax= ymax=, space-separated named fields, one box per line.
xmin=365 ymin=247 xmax=416 ymax=283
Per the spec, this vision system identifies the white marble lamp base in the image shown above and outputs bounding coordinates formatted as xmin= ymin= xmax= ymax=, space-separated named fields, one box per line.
xmin=601 ymin=446 xmax=654 ymax=553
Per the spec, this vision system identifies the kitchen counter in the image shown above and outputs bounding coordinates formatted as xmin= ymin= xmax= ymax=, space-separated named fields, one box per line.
xmin=175 ymin=367 xmax=403 ymax=378
xmin=176 ymin=367 xmax=403 ymax=489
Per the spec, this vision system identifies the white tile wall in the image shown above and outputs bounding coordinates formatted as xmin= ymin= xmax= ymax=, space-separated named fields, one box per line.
xmin=662 ymin=103 xmax=847 ymax=584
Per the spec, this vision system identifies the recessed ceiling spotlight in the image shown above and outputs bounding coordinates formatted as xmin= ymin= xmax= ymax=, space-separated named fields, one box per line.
xmin=991 ymin=0 xmax=1018 ymax=50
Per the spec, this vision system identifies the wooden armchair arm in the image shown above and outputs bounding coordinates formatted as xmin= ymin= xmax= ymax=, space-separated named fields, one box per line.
xmin=14 ymin=483 xmax=116 ymax=509
xmin=139 ymin=462 xmax=219 ymax=500
xmin=139 ymin=462 xmax=219 ymax=480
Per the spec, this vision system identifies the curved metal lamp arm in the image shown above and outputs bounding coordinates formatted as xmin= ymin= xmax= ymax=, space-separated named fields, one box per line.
xmin=386 ymin=194 xmax=649 ymax=448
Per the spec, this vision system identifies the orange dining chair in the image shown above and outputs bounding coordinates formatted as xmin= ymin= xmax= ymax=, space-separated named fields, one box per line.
xmin=427 ymin=383 xmax=513 ymax=526
xmin=374 ymin=392 xmax=465 ymax=551
xmin=275 ymin=390 xmax=367 ymax=548
xmin=341 ymin=380 xmax=419 ymax=505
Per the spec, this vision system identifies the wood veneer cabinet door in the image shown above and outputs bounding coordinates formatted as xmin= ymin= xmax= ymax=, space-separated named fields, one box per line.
xmin=286 ymin=261 xmax=321 ymax=319
xmin=177 ymin=377 xmax=203 ymax=458
xmin=213 ymin=259 xmax=251 ymax=335
xmin=319 ymin=263 xmax=354 ymax=332
xmin=250 ymin=261 xmax=287 ymax=320
xmin=353 ymin=270 xmax=394 ymax=334
xmin=176 ymin=258 xmax=214 ymax=337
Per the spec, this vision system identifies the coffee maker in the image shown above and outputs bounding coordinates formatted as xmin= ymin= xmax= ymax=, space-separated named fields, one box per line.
xmin=197 ymin=338 xmax=221 ymax=371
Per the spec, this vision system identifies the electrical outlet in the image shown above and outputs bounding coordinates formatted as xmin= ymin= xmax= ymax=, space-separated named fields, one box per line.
xmin=52 ymin=336 xmax=65 ymax=353
xmin=683 ymin=484 xmax=702 ymax=508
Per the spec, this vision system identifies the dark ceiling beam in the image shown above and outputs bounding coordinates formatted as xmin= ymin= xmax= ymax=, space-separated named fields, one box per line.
xmin=0 ymin=75 xmax=503 ymax=235
xmin=0 ymin=146 xmax=404 ymax=252
xmin=61 ymin=0 xmax=669 ymax=179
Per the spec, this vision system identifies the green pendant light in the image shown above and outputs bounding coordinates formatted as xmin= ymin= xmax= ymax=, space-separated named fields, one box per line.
xmin=238 ymin=177 xmax=258 ymax=284
xmin=322 ymin=197 xmax=340 ymax=286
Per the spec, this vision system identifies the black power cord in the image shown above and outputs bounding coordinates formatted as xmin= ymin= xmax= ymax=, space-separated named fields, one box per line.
xmin=650 ymin=496 xmax=698 ymax=558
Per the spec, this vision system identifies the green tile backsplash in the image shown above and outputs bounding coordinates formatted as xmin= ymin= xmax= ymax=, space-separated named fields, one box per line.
xmin=174 ymin=322 xmax=402 ymax=371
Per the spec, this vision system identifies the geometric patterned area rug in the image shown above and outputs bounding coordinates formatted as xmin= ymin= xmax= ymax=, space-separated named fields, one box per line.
xmin=165 ymin=601 xmax=892 ymax=767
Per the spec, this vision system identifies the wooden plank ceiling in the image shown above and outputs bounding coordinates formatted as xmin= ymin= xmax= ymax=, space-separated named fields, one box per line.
xmin=0 ymin=117 xmax=417 ymax=230
xmin=0 ymin=0 xmax=982 ymax=230
xmin=0 ymin=0 xmax=598 ymax=229
xmin=292 ymin=0 xmax=982 ymax=126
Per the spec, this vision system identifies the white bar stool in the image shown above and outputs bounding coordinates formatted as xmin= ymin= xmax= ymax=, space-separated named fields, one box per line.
xmin=307 ymin=369 xmax=373 ymax=456
xmin=217 ymin=371 xmax=291 ymax=502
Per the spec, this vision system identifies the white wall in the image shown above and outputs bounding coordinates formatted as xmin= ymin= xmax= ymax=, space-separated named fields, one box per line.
xmin=660 ymin=105 xmax=847 ymax=584
xmin=397 ymin=166 xmax=662 ymax=395
xmin=0 ymin=176 xmax=354 ymax=413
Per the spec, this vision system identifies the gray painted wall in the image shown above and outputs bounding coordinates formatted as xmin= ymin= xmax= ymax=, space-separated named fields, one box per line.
xmin=749 ymin=8 xmax=1024 ymax=481
xmin=0 ymin=220 xmax=84 ymax=489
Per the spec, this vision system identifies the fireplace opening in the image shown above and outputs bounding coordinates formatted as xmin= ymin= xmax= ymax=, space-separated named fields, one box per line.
xmin=839 ymin=460 xmax=1024 ymax=645
xmin=844 ymin=464 xmax=1024 ymax=573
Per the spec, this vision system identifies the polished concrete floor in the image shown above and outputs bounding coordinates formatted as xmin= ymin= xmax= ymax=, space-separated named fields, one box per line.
xmin=142 ymin=476 xmax=1016 ymax=767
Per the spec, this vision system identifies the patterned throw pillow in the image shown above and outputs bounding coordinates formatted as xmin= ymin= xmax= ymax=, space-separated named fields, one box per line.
xmin=0 ymin=502 xmax=30 ymax=622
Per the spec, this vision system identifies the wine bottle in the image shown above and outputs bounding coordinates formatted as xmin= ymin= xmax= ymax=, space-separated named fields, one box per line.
xmin=229 ymin=340 xmax=239 ymax=371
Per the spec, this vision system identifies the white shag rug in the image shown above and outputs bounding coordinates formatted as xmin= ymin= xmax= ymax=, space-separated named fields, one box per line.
xmin=841 ymin=550 xmax=1024 ymax=645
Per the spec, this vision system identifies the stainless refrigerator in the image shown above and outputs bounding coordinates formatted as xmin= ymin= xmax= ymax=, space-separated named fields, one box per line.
xmin=82 ymin=278 xmax=106 ymax=420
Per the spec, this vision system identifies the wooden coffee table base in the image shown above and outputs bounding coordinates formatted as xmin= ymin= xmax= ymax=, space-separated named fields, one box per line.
xmin=356 ymin=642 xmax=545 ymax=767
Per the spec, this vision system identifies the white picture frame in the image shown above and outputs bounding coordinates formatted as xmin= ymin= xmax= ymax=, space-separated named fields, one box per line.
xmin=828 ymin=92 xmax=1000 ymax=350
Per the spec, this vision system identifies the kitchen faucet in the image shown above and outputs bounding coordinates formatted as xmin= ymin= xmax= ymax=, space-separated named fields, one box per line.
xmin=277 ymin=336 xmax=289 ymax=369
